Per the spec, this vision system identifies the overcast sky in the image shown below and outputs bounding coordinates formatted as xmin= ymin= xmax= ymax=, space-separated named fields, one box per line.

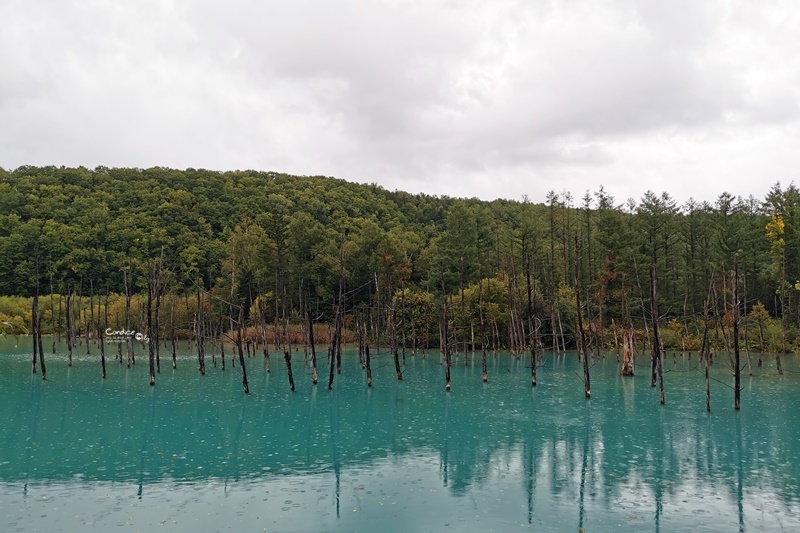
xmin=1 ymin=0 xmax=799 ymax=206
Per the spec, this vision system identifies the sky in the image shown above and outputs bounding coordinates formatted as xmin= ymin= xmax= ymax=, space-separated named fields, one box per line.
xmin=1 ymin=0 xmax=799 ymax=207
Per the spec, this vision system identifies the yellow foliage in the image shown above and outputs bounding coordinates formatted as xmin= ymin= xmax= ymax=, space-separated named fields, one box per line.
xmin=765 ymin=212 xmax=785 ymax=252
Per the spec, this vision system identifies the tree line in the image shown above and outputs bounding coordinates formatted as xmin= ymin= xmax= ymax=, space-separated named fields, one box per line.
xmin=1 ymin=166 xmax=797 ymax=392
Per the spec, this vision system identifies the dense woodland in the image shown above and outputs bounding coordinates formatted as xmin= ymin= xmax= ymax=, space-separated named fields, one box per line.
xmin=1 ymin=166 xmax=799 ymax=393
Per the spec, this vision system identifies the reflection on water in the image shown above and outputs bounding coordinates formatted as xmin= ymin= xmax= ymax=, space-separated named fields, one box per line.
xmin=1 ymin=339 xmax=800 ymax=531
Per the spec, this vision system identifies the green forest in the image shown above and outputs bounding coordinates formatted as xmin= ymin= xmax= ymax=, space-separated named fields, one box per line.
xmin=1 ymin=165 xmax=798 ymax=388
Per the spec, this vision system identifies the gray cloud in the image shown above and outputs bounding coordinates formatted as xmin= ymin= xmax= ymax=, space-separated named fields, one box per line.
xmin=1 ymin=0 xmax=798 ymax=206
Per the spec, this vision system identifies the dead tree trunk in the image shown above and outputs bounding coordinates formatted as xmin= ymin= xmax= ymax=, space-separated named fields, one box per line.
xmin=365 ymin=322 xmax=372 ymax=387
xmin=392 ymin=308 xmax=403 ymax=380
xmin=123 ymin=268 xmax=132 ymax=367
xmin=443 ymin=298 xmax=451 ymax=392
xmin=260 ymin=297 xmax=270 ymax=373
xmin=89 ymin=279 xmax=94 ymax=353
xmin=237 ymin=307 xmax=250 ymax=394
xmin=701 ymin=297 xmax=711 ymax=412
xmin=336 ymin=239 xmax=344 ymax=375
xmin=650 ymin=263 xmax=664 ymax=405
xmin=219 ymin=315 xmax=226 ymax=371
xmin=50 ymin=267 xmax=56 ymax=354
xmin=33 ymin=254 xmax=47 ymax=380
xmin=575 ymin=238 xmax=590 ymax=398
xmin=328 ymin=308 xmax=340 ymax=390
xmin=171 ymin=296 xmax=177 ymax=369
xmin=197 ymin=288 xmax=205 ymax=375
xmin=576 ymin=281 xmax=590 ymax=398
xmin=66 ymin=289 xmax=73 ymax=367
xmin=284 ymin=350 xmax=295 ymax=391
xmin=31 ymin=255 xmax=39 ymax=375
xmin=479 ymin=275 xmax=487 ymax=383
xmin=308 ymin=307 xmax=318 ymax=385
xmin=733 ymin=256 xmax=741 ymax=410
xmin=525 ymin=247 xmax=537 ymax=387
xmin=99 ymin=322 xmax=106 ymax=379
xmin=620 ymin=328 xmax=635 ymax=376
xmin=147 ymin=275 xmax=156 ymax=386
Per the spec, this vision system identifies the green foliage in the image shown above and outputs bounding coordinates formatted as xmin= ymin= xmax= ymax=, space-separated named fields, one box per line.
xmin=0 ymin=166 xmax=794 ymax=352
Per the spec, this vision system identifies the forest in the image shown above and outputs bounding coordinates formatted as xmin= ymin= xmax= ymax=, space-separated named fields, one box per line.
xmin=1 ymin=165 xmax=798 ymax=393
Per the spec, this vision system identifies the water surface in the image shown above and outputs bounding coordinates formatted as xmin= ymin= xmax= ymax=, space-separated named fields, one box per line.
xmin=1 ymin=339 xmax=799 ymax=532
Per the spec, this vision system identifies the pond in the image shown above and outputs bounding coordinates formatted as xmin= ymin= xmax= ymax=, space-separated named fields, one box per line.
xmin=1 ymin=338 xmax=799 ymax=532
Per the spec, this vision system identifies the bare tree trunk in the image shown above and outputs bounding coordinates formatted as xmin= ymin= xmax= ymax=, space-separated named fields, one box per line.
xmin=576 ymin=280 xmax=590 ymax=398
xmin=66 ymin=289 xmax=74 ymax=367
xmin=524 ymin=247 xmax=537 ymax=386
xmin=197 ymin=288 xmax=205 ymax=375
xmin=392 ymin=308 xmax=403 ymax=380
xmin=779 ymin=252 xmax=786 ymax=374
xmin=237 ymin=307 xmax=250 ymax=394
xmin=479 ymin=275 xmax=487 ymax=382
xmin=574 ymin=237 xmax=590 ymax=398
xmin=260 ymin=297 xmax=270 ymax=373
xmin=650 ymin=263 xmax=664 ymax=404
xmin=148 ymin=274 xmax=156 ymax=386
xmin=308 ymin=306 xmax=317 ymax=385
xmin=99 ymin=321 xmax=105 ymax=379
xmin=154 ymin=269 xmax=161 ymax=375
xmin=123 ymin=268 xmax=131 ymax=367
xmin=733 ymin=256 xmax=741 ymax=410
xmin=220 ymin=315 xmax=226 ymax=371
xmin=171 ymin=296 xmax=177 ymax=369
xmin=89 ymin=279 xmax=95 ymax=352
xmin=621 ymin=328 xmax=635 ymax=376
xmin=700 ymin=296 xmax=711 ymax=412
xmin=327 ymin=308 xmax=340 ymax=390
xmin=32 ymin=274 xmax=39 ymax=375
xmin=31 ymin=253 xmax=46 ymax=379
xmin=50 ymin=267 xmax=56 ymax=354
xmin=364 ymin=322 xmax=372 ymax=387
xmin=443 ymin=298 xmax=451 ymax=392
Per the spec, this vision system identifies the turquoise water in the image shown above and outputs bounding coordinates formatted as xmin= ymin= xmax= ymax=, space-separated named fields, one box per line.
xmin=1 ymin=338 xmax=800 ymax=532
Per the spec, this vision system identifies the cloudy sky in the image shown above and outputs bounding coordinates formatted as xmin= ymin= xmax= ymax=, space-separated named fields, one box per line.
xmin=1 ymin=0 xmax=799 ymax=206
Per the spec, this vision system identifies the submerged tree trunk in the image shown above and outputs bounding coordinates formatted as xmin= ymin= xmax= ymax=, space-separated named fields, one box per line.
xmin=650 ymin=263 xmax=664 ymax=405
xmin=197 ymin=288 xmax=205 ymax=375
xmin=66 ymin=289 xmax=74 ymax=367
xmin=575 ymin=238 xmax=590 ymax=399
xmin=365 ymin=322 xmax=372 ymax=387
xmin=308 ymin=307 xmax=317 ymax=385
xmin=32 ymin=257 xmax=40 ymax=375
xmin=328 ymin=308 xmax=340 ymax=390
xmin=32 ymin=253 xmax=46 ymax=379
xmin=444 ymin=301 xmax=451 ymax=392
xmin=576 ymin=282 xmax=590 ymax=398
xmin=148 ymin=276 xmax=156 ymax=386
xmin=529 ymin=317 xmax=537 ymax=387
xmin=701 ymin=298 xmax=711 ymax=412
xmin=171 ymin=296 xmax=177 ymax=369
xmin=733 ymin=256 xmax=741 ymax=410
xmin=479 ymin=276 xmax=487 ymax=382
xmin=32 ymin=303 xmax=38 ymax=374
xmin=621 ymin=328 xmax=635 ymax=376
xmin=98 ymin=286 xmax=105 ymax=379
xmin=525 ymin=247 xmax=537 ymax=387
xmin=123 ymin=268 xmax=132 ymax=367
xmin=284 ymin=350 xmax=295 ymax=391
xmin=392 ymin=308 xmax=403 ymax=381
xmin=237 ymin=308 xmax=250 ymax=394
xmin=219 ymin=315 xmax=226 ymax=371
xmin=154 ymin=282 xmax=161 ymax=375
